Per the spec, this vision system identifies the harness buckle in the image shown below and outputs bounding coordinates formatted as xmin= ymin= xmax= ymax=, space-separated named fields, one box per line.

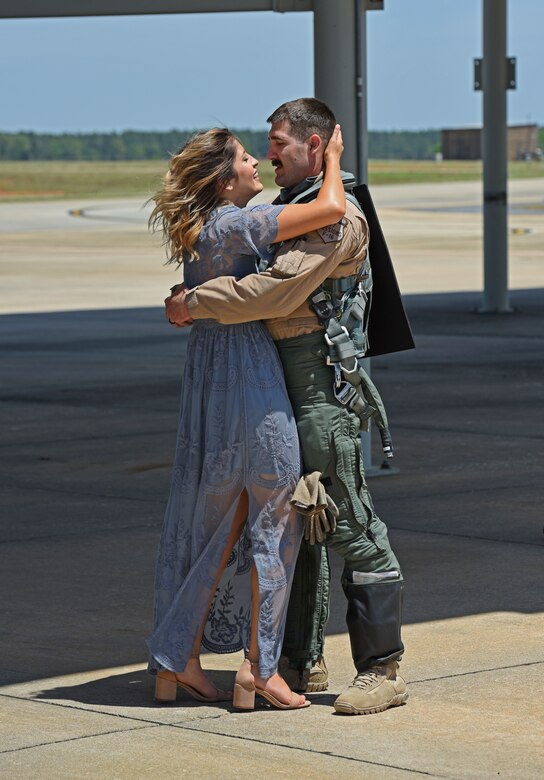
xmin=310 ymin=291 xmax=335 ymax=324
xmin=324 ymin=325 xmax=350 ymax=347
xmin=334 ymin=381 xmax=358 ymax=407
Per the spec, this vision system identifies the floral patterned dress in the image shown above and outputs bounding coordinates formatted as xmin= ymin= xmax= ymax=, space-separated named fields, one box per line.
xmin=147 ymin=204 xmax=302 ymax=678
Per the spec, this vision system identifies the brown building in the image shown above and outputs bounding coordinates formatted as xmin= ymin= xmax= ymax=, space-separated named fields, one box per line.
xmin=441 ymin=124 xmax=539 ymax=160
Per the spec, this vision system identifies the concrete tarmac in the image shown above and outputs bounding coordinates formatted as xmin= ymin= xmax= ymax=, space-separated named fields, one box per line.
xmin=0 ymin=182 xmax=543 ymax=778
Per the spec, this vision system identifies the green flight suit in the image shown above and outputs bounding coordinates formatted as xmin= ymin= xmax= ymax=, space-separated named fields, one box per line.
xmin=278 ymin=331 xmax=404 ymax=672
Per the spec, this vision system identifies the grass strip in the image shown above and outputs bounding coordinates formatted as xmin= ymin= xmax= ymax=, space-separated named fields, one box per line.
xmin=0 ymin=160 xmax=542 ymax=201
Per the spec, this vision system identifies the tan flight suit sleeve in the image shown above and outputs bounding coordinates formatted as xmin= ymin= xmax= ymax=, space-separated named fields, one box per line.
xmin=185 ymin=207 xmax=367 ymax=325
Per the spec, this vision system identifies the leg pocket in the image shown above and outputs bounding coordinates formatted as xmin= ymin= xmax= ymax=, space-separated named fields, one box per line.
xmin=332 ymin=427 xmax=373 ymax=530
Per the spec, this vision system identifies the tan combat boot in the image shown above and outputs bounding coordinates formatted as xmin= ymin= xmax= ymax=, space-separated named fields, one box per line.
xmin=304 ymin=655 xmax=329 ymax=692
xmin=333 ymin=661 xmax=408 ymax=715
xmin=278 ymin=654 xmax=329 ymax=692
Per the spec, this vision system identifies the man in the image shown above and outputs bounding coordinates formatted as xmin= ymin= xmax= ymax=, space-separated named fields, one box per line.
xmin=165 ymin=98 xmax=407 ymax=716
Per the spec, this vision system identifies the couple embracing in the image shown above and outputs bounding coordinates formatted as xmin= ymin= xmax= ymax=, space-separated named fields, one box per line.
xmin=146 ymin=98 xmax=407 ymax=716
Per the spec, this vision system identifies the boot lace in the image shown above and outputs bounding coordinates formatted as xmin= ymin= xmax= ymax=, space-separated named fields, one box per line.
xmin=351 ymin=665 xmax=384 ymax=689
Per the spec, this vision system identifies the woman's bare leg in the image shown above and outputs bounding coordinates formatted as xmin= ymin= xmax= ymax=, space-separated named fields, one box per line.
xmin=172 ymin=491 xmax=249 ymax=697
xmin=246 ymin=563 xmax=307 ymax=707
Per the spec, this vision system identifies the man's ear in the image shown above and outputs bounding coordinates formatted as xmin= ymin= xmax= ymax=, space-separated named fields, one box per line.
xmin=308 ymin=133 xmax=323 ymax=153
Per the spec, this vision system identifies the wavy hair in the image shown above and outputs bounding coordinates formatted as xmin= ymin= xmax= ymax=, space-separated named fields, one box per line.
xmin=149 ymin=128 xmax=239 ymax=264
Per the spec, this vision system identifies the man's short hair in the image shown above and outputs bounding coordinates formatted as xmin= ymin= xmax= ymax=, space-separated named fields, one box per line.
xmin=267 ymin=98 xmax=336 ymax=144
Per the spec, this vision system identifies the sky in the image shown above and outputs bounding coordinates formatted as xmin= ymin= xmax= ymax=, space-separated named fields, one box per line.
xmin=0 ymin=0 xmax=541 ymax=134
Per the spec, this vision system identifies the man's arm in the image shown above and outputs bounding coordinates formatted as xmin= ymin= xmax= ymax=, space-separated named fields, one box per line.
xmin=166 ymin=212 xmax=367 ymax=326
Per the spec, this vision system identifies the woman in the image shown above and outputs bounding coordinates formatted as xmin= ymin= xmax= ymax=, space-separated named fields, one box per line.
xmin=147 ymin=126 xmax=345 ymax=710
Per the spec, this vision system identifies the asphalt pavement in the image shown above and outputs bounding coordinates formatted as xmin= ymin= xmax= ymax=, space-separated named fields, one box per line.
xmin=0 ymin=182 xmax=543 ymax=778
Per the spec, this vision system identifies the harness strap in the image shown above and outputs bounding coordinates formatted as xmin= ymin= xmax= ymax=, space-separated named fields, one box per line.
xmin=293 ymin=175 xmax=394 ymax=458
xmin=310 ymin=295 xmax=394 ymax=459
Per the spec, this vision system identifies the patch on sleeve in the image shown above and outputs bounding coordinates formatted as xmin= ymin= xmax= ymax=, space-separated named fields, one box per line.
xmin=317 ymin=220 xmax=345 ymax=244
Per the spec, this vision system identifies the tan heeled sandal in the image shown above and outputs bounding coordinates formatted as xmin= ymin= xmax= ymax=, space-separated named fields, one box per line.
xmin=233 ymin=659 xmax=256 ymax=710
xmin=233 ymin=659 xmax=310 ymax=711
xmin=155 ymin=669 xmax=231 ymax=703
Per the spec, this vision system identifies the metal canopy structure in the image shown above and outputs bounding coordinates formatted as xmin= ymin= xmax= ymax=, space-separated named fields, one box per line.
xmin=0 ymin=1 xmax=312 ymax=17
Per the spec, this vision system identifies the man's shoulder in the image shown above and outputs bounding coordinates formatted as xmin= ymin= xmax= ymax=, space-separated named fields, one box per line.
xmin=344 ymin=197 xmax=368 ymax=228
xmin=306 ymin=200 xmax=367 ymax=247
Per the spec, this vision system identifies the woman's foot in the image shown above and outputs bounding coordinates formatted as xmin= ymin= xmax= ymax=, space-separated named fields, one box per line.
xmin=155 ymin=658 xmax=231 ymax=703
xmin=252 ymin=665 xmax=308 ymax=709
xmin=233 ymin=658 xmax=309 ymax=710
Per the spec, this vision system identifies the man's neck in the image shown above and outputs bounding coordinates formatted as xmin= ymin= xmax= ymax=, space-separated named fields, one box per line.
xmin=277 ymin=173 xmax=322 ymax=204
xmin=275 ymin=170 xmax=356 ymax=206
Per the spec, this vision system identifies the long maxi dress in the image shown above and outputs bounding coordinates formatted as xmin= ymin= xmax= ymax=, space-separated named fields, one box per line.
xmin=147 ymin=203 xmax=303 ymax=678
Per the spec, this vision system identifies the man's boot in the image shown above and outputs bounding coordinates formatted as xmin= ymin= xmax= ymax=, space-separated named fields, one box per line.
xmin=335 ymin=572 xmax=407 ymax=715
xmin=280 ymin=540 xmax=330 ymax=691
xmin=334 ymin=660 xmax=408 ymax=714
xmin=278 ymin=654 xmax=329 ymax=692
xmin=305 ymin=655 xmax=328 ymax=692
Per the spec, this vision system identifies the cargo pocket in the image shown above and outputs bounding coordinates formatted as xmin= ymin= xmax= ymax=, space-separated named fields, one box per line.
xmin=332 ymin=425 xmax=373 ymax=531
xmin=270 ymin=247 xmax=305 ymax=278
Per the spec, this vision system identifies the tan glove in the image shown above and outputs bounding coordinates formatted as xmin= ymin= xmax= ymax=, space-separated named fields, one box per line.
xmin=291 ymin=471 xmax=339 ymax=545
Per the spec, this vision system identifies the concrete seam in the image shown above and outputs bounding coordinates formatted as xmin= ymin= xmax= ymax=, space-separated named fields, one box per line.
xmin=0 ymin=480 xmax=164 ymax=506
xmin=0 ymin=692 xmax=228 ymax=751
xmin=393 ymin=422 xmax=544 ymax=441
xmin=0 ymin=723 xmax=159 ymax=756
xmin=408 ymin=658 xmax=544 ymax=685
xmin=0 ymin=428 xmax=175 ymax=449
xmin=0 ymin=691 xmax=452 ymax=776
xmin=387 ymin=524 xmax=542 ymax=548
xmin=171 ymin=722 xmax=450 ymax=778
xmin=382 ymin=482 xmax=538 ymax=499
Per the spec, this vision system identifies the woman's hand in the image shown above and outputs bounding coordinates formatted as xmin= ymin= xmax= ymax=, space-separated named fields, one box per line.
xmin=324 ymin=124 xmax=344 ymax=163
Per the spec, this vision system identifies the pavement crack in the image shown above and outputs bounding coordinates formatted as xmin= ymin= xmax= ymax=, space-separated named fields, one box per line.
xmin=0 ymin=690 xmax=234 ymax=731
xmin=408 ymin=659 xmax=543 ymax=684
xmin=393 ymin=422 xmax=544 ymax=441
xmin=388 ymin=524 xmax=541 ymax=548
xmin=0 ymin=723 xmax=158 ymax=755
xmin=0 ymin=427 xmax=175 ymax=450
xmin=0 ymin=480 xmax=163 ymax=505
xmin=0 ymin=522 xmax=161 ymax=545
xmin=172 ymin=723 xmax=450 ymax=778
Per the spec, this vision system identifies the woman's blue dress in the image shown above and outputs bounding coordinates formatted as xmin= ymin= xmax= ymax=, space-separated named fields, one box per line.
xmin=147 ymin=203 xmax=302 ymax=678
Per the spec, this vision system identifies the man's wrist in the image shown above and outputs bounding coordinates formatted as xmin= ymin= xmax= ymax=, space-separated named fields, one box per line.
xmin=186 ymin=289 xmax=196 ymax=308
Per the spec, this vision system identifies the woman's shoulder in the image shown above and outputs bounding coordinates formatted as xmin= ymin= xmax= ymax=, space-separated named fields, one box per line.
xmin=206 ymin=202 xmax=282 ymax=240
xmin=210 ymin=202 xmax=281 ymax=223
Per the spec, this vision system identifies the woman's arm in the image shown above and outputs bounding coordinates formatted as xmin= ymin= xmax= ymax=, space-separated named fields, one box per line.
xmin=274 ymin=125 xmax=346 ymax=242
xmin=164 ymin=206 xmax=369 ymax=327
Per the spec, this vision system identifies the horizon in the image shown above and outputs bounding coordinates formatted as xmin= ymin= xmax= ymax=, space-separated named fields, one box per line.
xmin=2 ymin=123 xmax=542 ymax=136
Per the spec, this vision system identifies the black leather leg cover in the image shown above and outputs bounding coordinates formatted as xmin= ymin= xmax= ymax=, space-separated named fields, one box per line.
xmin=342 ymin=579 xmax=404 ymax=672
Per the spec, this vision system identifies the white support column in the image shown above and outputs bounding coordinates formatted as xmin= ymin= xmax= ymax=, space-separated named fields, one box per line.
xmin=480 ymin=0 xmax=512 ymax=312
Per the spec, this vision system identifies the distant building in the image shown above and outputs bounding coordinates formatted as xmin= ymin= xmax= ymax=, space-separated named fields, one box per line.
xmin=441 ymin=124 xmax=539 ymax=160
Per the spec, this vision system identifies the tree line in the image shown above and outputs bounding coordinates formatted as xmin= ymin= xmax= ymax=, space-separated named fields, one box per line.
xmin=0 ymin=129 xmax=446 ymax=161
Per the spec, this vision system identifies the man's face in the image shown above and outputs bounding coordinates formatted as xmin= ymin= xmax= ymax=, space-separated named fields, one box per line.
xmin=267 ymin=120 xmax=316 ymax=188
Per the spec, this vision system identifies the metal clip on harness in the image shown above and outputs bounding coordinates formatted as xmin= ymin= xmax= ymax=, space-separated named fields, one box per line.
xmin=310 ymin=277 xmax=394 ymax=459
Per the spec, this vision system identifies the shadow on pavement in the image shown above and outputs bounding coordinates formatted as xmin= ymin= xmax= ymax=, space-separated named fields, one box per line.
xmin=31 ymin=668 xmax=231 ymax=710
xmin=1 ymin=289 xmax=543 ymax=685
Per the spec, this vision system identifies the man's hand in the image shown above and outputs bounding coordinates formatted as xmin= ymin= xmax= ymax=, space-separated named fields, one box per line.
xmin=165 ymin=284 xmax=194 ymax=327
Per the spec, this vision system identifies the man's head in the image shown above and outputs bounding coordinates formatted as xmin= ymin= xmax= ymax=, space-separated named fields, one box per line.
xmin=266 ymin=98 xmax=336 ymax=188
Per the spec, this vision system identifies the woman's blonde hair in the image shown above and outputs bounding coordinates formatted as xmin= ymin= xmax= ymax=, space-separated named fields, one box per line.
xmin=149 ymin=128 xmax=239 ymax=264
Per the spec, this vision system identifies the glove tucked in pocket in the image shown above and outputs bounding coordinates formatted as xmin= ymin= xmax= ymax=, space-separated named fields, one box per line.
xmin=291 ymin=471 xmax=339 ymax=545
